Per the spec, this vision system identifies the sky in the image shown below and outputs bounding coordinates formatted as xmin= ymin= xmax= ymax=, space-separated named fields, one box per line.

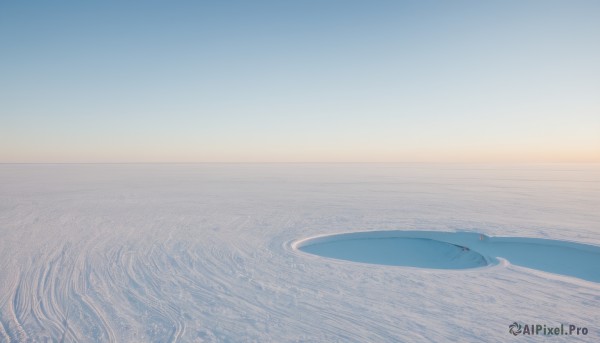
xmin=1 ymin=0 xmax=599 ymax=163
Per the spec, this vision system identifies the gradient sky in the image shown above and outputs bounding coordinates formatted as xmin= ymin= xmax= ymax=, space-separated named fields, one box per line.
xmin=1 ymin=0 xmax=599 ymax=163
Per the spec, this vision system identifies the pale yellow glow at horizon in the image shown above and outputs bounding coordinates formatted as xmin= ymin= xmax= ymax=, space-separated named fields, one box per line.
xmin=2 ymin=140 xmax=599 ymax=163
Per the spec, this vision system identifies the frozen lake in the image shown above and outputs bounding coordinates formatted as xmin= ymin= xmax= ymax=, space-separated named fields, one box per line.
xmin=1 ymin=163 xmax=599 ymax=342
xmin=296 ymin=230 xmax=600 ymax=282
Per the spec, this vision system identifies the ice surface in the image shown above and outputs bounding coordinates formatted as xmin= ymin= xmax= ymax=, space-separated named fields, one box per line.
xmin=0 ymin=163 xmax=599 ymax=342
xmin=297 ymin=235 xmax=488 ymax=269
xmin=296 ymin=231 xmax=600 ymax=282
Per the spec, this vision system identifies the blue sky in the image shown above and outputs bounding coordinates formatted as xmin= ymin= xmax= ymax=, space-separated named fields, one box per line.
xmin=1 ymin=0 xmax=599 ymax=162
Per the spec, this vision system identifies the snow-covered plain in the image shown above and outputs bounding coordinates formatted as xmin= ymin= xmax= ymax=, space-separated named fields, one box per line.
xmin=0 ymin=163 xmax=599 ymax=342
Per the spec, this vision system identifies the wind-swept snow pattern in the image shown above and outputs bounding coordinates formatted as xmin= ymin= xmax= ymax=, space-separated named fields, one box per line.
xmin=1 ymin=164 xmax=599 ymax=342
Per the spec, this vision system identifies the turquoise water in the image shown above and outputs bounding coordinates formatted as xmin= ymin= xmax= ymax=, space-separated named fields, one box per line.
xmin=298 ymin=231 xmax=600 ymax=282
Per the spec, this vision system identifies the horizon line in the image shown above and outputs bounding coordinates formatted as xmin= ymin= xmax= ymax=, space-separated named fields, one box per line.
xmin=1 ymin=161 xmax=599 ymax=165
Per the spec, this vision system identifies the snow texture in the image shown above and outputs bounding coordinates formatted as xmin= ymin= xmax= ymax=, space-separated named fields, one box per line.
xmin=0 ymin=163 xmax=599 ymax=342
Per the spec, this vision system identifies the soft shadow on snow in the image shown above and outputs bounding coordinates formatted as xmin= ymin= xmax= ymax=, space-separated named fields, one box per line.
xmin=294 ymin=231 xmax=600 ymax=283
